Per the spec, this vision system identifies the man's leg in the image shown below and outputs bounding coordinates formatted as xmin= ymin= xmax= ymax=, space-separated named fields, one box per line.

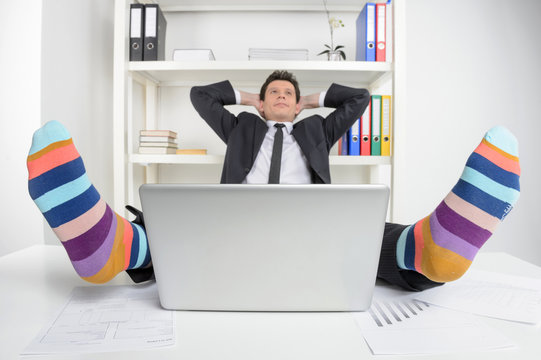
xmin=27 ymin=121 xmax=152 ymax=283
xmin=379 ymin=126 xmax=520 ymax=289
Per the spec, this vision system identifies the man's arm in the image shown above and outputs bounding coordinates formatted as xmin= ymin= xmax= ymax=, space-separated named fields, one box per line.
xmin=190 ymin=80 xmax=238 ymax=143
xmin=321 ymin=84 xmax=370 ymax=146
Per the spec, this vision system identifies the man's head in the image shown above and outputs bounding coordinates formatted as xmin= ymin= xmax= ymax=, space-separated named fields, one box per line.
xmin=258 ymin=70 xmax=301 ymax=122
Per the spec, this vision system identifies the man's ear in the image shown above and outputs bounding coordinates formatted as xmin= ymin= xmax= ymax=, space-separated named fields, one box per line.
xmin=295 ymin=102 xmax=301 ymax=115
xmin=258 ymin=100 xmax=266 ymax=119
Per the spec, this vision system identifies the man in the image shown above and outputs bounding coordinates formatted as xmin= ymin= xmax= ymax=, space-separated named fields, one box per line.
xmin=27 ymin=71 xmax=520 ymax=290
xmin=190 ymin=70 xmax=368 ymax=185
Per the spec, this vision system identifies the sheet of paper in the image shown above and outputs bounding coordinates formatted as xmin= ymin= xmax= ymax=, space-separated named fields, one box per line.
xmin=353 ymin=286 xmax=515 ymax=355
xmin=22 ymin=283 xmax=175 ymax=355
xmin=414 ymin=269 xmax=541 ymax=325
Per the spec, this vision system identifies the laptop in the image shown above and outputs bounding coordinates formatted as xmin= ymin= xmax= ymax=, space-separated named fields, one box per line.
xmin=139 ymin=184 xmax=389 ymax=312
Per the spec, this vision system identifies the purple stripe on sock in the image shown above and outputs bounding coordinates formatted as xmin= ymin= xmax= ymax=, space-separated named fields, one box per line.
xmin=435 ymin=201 xmax=492 ymax=248
xmin=71 ymin=212 xmax=117 ymax=278
xmin=429 ymin=211 xmax=481 ymax=261
xmin=62 ymin=205 xmax=113 ymax=261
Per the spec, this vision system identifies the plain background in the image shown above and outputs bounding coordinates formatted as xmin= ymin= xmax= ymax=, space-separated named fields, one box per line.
xmin=1 ymin=0 xmax=540 ymax=268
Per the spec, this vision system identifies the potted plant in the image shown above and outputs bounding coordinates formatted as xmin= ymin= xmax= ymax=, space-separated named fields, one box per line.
xmin=318 ymin=0 xmax=346 ymax=61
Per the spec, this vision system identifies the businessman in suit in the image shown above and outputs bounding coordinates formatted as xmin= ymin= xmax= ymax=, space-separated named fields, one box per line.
xmin=190 ymin=70 xmax=442 ymax=291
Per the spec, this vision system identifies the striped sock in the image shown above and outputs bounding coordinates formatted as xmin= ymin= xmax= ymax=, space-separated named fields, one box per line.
xmin=396 ymin=126 xmax=520 ymax=282
xmin=27 ymin=121 xmax=151 ymax=283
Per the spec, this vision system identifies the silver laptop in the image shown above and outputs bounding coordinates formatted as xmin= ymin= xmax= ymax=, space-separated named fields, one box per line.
xmin=139 ymin=184 xmax=389 ymax=312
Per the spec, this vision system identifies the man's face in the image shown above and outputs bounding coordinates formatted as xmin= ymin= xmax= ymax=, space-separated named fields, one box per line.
xmin=259 ymin=80 xmax=301 ymax=122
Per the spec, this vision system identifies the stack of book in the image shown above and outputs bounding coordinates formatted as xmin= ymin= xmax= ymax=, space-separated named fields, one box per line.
xmin=248 ymin=48 xmax=309 ymax=61
xmin=139 ymin=129 xmax=178 ymax=154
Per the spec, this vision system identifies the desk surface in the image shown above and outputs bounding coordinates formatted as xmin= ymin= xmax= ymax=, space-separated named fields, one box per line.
xmin=1 ymin=245 xmax=541 ymax=360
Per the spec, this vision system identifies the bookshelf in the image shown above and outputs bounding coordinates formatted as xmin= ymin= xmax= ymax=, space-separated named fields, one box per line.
xmin=113 ymin=0 xmax=406 ymax=220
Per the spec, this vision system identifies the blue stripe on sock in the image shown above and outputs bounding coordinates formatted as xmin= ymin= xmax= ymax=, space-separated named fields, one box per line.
xmin=42 ymin=185 xmax=100 ymax=228
xmin=404 ymin=225 xmax=416 ymax=271
xmin=141 ymin=241 xmax=152 ymax=268
xmin=128 ymin=223 xmax=140 ymax=269
xmin=461 ymin=167 xmax=520 ymax=205
xmin=466 ymin=152 xmax=520 ymax=191
xmin=452 ymin=179 xmax=512 ymax=219
xmin=396 ymin=225 xmax=411 ymax=270
xmin=28 ymin=121 xmax=71 ymax=155
xmin=28 ymin=157 xmax=86 ymax=199
xmin=34 ymin=174 xmax=92 ymax=213
xmin=133 ymin=224 xmax=148 ymax=268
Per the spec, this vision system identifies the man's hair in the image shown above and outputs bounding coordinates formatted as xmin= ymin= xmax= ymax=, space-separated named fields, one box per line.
xmin=259 ymin=70 xmax=300 ymax=103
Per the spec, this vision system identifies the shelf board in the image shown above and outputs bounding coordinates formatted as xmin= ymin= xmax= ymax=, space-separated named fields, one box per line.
xmin=130 ymin=154 xmax=225 ymax=165
xmin=157 ymin=0 xmax=371 ymax=12
xmin=130 ymin=153 xmax=391 ymax=166
xmin=128 ymin=61 xmax=392 ymax=86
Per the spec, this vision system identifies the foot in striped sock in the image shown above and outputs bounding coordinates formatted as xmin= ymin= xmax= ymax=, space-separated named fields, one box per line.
xmin=27 ymin=120 xmax=151 ymax=284
xmin=396 ymin=126 xmax=520 ymax=283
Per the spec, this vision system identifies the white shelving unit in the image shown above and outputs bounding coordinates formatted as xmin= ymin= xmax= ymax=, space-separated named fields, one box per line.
xmin=113 ymin=0 xmax=406 ymax=220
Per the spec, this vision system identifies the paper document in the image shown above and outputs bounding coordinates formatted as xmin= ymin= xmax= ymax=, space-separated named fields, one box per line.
xmin=22 ymin=283 xmax=175 ymax=355
xmin=414 ymin=269 xmax=541 ymax=325
xmin=353 ymin=286 xmax=515 ymax=355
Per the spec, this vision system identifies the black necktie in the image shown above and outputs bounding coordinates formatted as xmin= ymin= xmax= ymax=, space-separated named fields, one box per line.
xmin=268 ymin=123 xmax=285 ymax=184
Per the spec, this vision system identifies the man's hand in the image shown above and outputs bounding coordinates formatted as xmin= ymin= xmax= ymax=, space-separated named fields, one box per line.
xmin=298 ymin=93 xmax=321 ymax=115
xmin=239 ymin=91 xmax=265 ymax=118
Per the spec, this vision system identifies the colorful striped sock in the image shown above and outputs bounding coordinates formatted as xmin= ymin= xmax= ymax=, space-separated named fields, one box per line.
xmin=27 ymin=120 xmax=151 ymax=284
xmin=396 ymin=126 xmax=520 ymax=282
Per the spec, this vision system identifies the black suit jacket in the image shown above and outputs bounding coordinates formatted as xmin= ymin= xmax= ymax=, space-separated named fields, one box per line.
xmin=190 ymin=80 xmax=370 ymax=184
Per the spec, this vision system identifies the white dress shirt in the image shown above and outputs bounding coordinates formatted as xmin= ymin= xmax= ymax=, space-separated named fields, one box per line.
xmin=234 ymin=90 xmax=327 ymax=184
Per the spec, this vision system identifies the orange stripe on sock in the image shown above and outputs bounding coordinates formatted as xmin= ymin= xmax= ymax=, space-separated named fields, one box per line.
xmin=82 ymin=214 xmax=126 ymax=284
xmin=482 ymin=138 xmax=519 ymax=162
xmin=413 ymin=219 xmax=426 ymax=273
xmin=420 ymin=216 xmax=472 ymax=282
xmin=474 ymin=140 xmax=520 ymax=175
xmin=122 ymin=218 xmax=134 ymax=270
xmin=27 ymin=138 xmax=73 ymax=162
xmin=27 ymin=142 xmax=81 ymax=180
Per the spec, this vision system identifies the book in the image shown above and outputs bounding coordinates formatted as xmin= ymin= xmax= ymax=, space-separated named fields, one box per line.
xmin=356 ymin=2 xmax=376 ymax=62
xmin=381 ymin=95 xmax=392 ymax=156
xmin=129 ymin=4 xmax=145 ymax=61
xmin=139 ymin=147 xmax=177 ymax=154
xmin=176 ymin=149 xmax=207 ymax=155
xmin=143 ymin=4 xmax=167 ymax=61
xmin=140 ymin=129 xmax=177 ymax=138
xmin=371 ymin=95 xmax=382 ymax=156
xmin=139 ymin=142 xmax=178 ymax=147
xmin=376 ymin=2 xmax=386 ymax=62
xmin=348 ymin=119 xmax=361 ymax=155
xmin=140 ymin=135 xmax=177 ymax=142
xmin=173 ymin=49 xmax=215 ymax=61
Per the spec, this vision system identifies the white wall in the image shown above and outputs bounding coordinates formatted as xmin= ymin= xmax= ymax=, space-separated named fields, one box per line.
xmin=401 ymin=0 xmax=541 ymax=266
xmin=4 ymin=0 xmax=540 ymax=268
xmin=41 ymin=0 xmax=114 ymax=245
xmin=0 ymin=0 xmax=43 ymax=256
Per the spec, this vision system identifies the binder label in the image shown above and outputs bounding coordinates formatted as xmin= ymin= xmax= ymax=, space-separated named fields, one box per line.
xmin=131 ymin=8 xmax=142 ymax=37
xmin=367 ymin=5 xmax=375 ymax=42
xmin=146 ymin=7 xmax=157 ymax=37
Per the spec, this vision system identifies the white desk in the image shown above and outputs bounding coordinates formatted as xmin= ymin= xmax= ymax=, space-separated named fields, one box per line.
xmin=1 ymin=245 xmax=540 ymax=360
